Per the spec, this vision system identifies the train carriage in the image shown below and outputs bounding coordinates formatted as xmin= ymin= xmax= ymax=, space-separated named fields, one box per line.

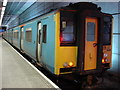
xmin=3 ymin=2 xmax=113 ymax=76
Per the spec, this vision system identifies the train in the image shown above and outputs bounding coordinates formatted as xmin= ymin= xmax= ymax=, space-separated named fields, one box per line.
xmin=3 ymin=2 xmax=113 ymax=77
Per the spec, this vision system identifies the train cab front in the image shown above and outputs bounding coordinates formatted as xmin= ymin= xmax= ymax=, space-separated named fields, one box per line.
xmin=55 ymin=2 xmax=113 ymax=76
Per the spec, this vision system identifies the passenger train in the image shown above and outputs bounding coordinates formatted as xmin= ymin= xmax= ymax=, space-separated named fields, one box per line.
xmin=3 ymin=2 xmax=113 ymax=77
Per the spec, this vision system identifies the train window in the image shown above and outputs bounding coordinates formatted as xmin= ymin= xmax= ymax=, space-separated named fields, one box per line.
xmin=42 ymin=25 xmax=47 ymax=43
xmin=14 ymin=31 xmax=19 ymax=39
xmin=87 ymin=22 xmax=95 ymax=41
xmin=60 ymin=11 xmax=76 ymax=46
xmin=103 ymin=17 xmax=112 ymax=45
xmin=38 ymin=22 xmax=42 ymax=30
xmin=38 ymin=22 xmax=42 ymax=44
xmin=26 ymin=28 xmax=32 ymax=42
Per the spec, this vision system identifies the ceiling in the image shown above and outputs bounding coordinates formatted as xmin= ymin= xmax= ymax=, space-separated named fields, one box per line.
xmin=0 ymin=0 xmax=36 ymax=26
xmin=0 ymin=0 xmax=3 ymax=19
xmin=0 ymin=0 xmax=120 ymax=26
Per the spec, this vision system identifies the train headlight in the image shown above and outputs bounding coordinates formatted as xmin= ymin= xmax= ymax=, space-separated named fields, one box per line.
xmin=63 ymin=62 xmax=74 ymax=68
xmin=104 ymin=58 xmax=108 ymax=62
xmin=102 ymin=58 xmax=108 ymax=63
xmin=104 ymin=53 xmax=108 ymax=57
xmin=102 ymin=53 xmax=109 ymax=63
xmin=63 ymin=62 xmax=69 ymax=68
xmin=68 ymin=62 xmax=74 ymax=67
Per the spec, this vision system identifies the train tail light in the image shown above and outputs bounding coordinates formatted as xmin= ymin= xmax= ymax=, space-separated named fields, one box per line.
xmin=102 ymin=58 xmax=105 ymax=63
xmin=102 ymin=53 xmax=107 ymax=63
xmin=104 ymin=53 xmax=108 ymax=57
xmin=102 ymin=58 xmax=109 ymax=63
xmin=63 ymin=62 xmax=74 ymax=68
xmin=68 ymin=62 xmax=74 ymax=67
xmin=60 ymin=36 xmax=63 ymax=42
xmin=102 ymin=53 xmax=109 ymax=63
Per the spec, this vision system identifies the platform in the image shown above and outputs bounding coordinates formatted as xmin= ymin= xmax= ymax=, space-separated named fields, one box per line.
xmin=0 ymin=37 xmax=59 ymax=89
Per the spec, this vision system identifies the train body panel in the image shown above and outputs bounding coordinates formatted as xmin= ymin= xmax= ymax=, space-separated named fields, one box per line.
xmin=23 ymin=21 xmax=37 ymax=60
xmin=9 ymin=29 xmax=13 ymax=44
xmin=6 ymin=30 xmax=10 ymax=42
xmin=39 ymin=14 xmax=56 ymax=73
xmin=6 ymin=30 xmax=9 ymax=41
xmin=12 ymin=27 xmax=20 ymax=49
xmin=7 ymin=30 xmax=9 ymax=42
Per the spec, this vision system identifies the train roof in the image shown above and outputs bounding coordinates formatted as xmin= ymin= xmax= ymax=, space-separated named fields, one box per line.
xmin=7 ymin=2 xmax=112 ymax=30
xmin=60 ymin=2 xmax=101 ymax=12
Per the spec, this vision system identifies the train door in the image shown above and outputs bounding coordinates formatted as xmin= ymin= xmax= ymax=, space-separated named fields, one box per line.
xmin=84 ymin=18 xmax=98 ymax=70
xmin=37 ymin=22 xmax=42 ymax=62
xmin=20 ymin=27 xmax=24 ymax=51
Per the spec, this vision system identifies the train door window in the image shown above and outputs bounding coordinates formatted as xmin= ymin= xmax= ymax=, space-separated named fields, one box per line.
xmin=21 ymin=27 xmax=24 ymax=50
xmin=12 ymin=29 xmax=13 ymax=38
xmin=42 ymin=25 xmax=47 ymax=43
xmin=17 ymin=32 xmax=19 ymax=39
xmin=60 ymin=10 xmax=76 ymax=46
xmin=9 ymin=30 xmax=11 ymax=38
xmin=26 ymin=28 xmax=32 ymax=42
xmin=87 ymin=22 xmax=95 ymax=41
xmin=14 ymin=30 xmax=19 ymax=39
xmin=14 ymin=32 xmax=15 ymax=38
xmin=103 ymin=17 xmax=112 ymax=45
xmin=21 ymin=27 xmax=24 ymax=40
xmin=38 ymin=22 xmax=42 ymax=44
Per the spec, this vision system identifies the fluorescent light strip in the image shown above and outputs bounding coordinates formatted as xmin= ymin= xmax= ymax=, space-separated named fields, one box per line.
xmin=0 ymin=15 xmax=3 ymax=26
xmin=0 ymin=0 xmax=8 ymax=25
xmin=1 ymin=11 xmax=5 ymax=15
xmin=2 ymin=7 xmax=5 ymax=11
xmin=0 ymin=13 xmax=4 ymax=25
xmin=3 ymin=0 xmax=8 ymax=6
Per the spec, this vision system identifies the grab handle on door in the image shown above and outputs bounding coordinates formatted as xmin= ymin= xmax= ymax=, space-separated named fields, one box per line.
xmin=93 ymin=43 xmax=97 ymax=47
xmin=89 ymin=53 xmax=92 ymax=59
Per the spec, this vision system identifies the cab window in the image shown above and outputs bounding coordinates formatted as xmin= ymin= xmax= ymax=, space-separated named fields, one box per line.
xmin=60 ymin=10 xmax=76 ymax=46
xmin=103 ymin=17 xmax=112 ymax=45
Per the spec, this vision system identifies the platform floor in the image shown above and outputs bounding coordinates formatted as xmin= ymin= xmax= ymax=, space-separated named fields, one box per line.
xmin=0 ymin=37 xmax=59 ymax=89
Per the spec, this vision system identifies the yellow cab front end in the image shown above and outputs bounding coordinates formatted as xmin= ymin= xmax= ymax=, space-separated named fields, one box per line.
xmin=54 ymin=7 xmax=112 ymax=75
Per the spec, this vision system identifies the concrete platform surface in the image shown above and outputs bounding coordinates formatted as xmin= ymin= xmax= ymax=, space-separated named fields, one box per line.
xmin=0 ymin=37 xmax=59 ymax=89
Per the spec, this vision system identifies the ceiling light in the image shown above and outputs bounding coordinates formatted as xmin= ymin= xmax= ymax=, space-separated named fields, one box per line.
xmin=1 ymin=11 xmax=5 ymax=15
xmin=3 ymin=0 xmax=8 ymax=6
xmin=2 ymin=7 xmax=5 ymax=11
